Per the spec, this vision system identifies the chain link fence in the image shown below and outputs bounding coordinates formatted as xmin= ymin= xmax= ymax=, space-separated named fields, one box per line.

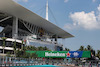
xmin=0 ymin=56 xmax=100 ymax=67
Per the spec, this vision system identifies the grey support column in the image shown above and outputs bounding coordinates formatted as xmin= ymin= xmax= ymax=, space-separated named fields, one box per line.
xmin=12 ymin=17 xmax=18 ymax=39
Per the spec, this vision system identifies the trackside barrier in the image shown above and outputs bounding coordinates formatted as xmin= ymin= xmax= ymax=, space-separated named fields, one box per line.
xmin=0 ymin=63 xmax=100 ymax=67
xmin=0 ymin=56 xmax=100 ymax=67
xmin=0 ymin=63 xmax=35 ymax=67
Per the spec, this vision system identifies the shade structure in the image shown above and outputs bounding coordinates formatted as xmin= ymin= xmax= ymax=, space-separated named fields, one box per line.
xmin=0 ymin=0 xmax=74 ymax=38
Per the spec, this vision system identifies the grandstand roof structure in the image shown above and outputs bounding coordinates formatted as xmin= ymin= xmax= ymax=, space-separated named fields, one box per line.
xmin=0 ymin=0 xmax=74 ymax=38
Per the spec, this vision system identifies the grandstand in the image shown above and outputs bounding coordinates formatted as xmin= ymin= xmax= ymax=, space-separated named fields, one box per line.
xmin=0 ymin=0 xmax=73 ymax=56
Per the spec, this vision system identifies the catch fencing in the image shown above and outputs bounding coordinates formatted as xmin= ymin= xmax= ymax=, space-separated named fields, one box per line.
xmin=0 ymin=56 xmax=100 ymax=67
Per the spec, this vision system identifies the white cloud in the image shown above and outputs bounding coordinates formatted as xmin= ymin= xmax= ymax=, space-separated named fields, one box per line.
xmin=64 ymin=4 xmax=100 ymax=30
xmin=92 ymin=0 xmax=96 ymax=2
xmin=97 ymin=4 xmax=100 ymax=12
xmin=13 ymin=0 xmax=28 ymax=2
xmin=97 ymin=4 xmax=100 ymax=22
xmin=64 ymin=0 xmax=69 ymax=3
xmin=64 ymin=23 xmax=79 ymax=30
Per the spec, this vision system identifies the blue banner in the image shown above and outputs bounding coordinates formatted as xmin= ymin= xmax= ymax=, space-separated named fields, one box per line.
xmin=66 ymin=51 xmax=83 ymax=58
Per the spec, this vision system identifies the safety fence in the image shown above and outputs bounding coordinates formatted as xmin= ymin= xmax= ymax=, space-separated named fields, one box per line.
xmin=0 ymin=56 xmax=100 ymax=67
xmin=0 ymin=63 xmax=100 ymax=67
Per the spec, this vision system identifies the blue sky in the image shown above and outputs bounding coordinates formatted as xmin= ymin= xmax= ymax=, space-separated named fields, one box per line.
xmin=13 ymin=0 xmax=100 ymax=51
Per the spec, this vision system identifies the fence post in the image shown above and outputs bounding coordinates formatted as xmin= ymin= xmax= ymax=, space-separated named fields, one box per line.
xmin=97 ymin=64 xmax=98 ymax=67
xmin=0 ymin=64 xmax=1 ymax=67
xmin=0 ymin=56 xmax=1 ymax=63
xmin=97 ymin=64 xmax=100 ymax=67
xmin=9 ymin=63 xmax=10 ymax=67
xmin=5 ymin=64 xmax=6 ymax=67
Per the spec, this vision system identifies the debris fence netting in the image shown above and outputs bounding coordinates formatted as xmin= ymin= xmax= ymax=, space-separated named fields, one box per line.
xmin=0 ymin=56 xmax=100 ymax=67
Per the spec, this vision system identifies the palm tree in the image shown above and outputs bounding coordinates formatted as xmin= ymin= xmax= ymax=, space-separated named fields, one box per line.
xmin=21 ymin=40 xmax=24 ymax=51
xmin=96 ymin=50 xmax=100 ymax=59
xmin=38 ymin=46 xmax=44 ymax=51
xmin=65 ymin=48 xmax=70 ymax=51
xmin=84 ymin=48 xmax=87 ymax=51
xmin=6 ymin=52 xmax=11 ymax=57
xmin=2 ymin=37 xmax=7 ymax=54
xmin=32 ymin=46 xmax=37 ymax=51
xmin=13 ymin=41 xmax=17 ymax=57
xmin=13 ymin=40 xmax=17 ymax=63
xmin=43 ymin=46 xmax=48 ymax=51
xmin=78 ymin=46 xmax=84 ymax=51
xmin=86 ymin=45 xmax=96 ymax=56
xmin=31 ymin=52 xmax=37 ymax=58
xmin=87 ymin=45 xmax=92 ymax=50
xmin=1 ymin=37 xmax=7 ymax=64
xmin=23 ymin=43 xmax=26 ymax=51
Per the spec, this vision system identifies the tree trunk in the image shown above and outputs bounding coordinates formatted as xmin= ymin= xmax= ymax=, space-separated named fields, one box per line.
xmin=3 ymin=48 xmax=4 ymax=64
xmin=14 ymin=50 xmax=16 ymax=64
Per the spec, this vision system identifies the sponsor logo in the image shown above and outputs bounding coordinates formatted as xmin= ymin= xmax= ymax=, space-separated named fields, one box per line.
xmin=45 ymin=52 xmax=65 ymax=57
xmin=73 ymin=52 xmax=79 ymax=57
xmin=66 ymin=52 xmax=71 ymax=57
